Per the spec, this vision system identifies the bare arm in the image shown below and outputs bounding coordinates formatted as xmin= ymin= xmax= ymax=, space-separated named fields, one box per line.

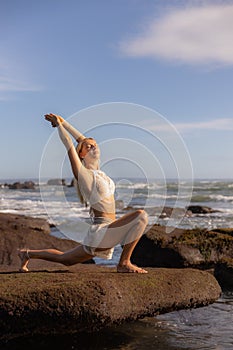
xmin=45 ymin=113 xmax=85 ymax=142
xmin=62 ymin=119 xmax=85 ymax=142
xmin=45 ymin=114 xmax=83 ymax=178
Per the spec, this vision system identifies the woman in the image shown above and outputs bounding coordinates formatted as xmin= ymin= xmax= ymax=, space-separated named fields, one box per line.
xmin=18 ymin=113 xmax=148 ymax=273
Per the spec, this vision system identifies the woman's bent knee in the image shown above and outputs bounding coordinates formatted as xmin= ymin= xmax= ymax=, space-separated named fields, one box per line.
xmin=135 ymin=209 xmax=148 ymax=226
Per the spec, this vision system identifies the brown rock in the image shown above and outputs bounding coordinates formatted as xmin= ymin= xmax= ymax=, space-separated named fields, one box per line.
xmin=8 ymin=181 xmax=35 ymax=190
xmin=187 ymin=205 xmax=220 ymax=214
xmin=0 ymin=265 xmax=221 ymax=339
xmin=0 ymin=213 xmax=221 ymax=339
xmin=131 ymin=224 xmax=233 ymax=272
xmin=0 ymin=213 xmax=93 ymax=270
xmin=47 ymin=178 xmax=66 ymax=186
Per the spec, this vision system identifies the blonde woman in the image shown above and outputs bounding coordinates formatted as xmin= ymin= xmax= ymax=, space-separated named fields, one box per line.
xmin=18 ymin=113 xmax=148 ymax=273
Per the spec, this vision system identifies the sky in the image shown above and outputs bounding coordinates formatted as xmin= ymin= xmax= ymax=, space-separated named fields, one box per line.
xmin=1 ymin=0 xmax=233 ymax=180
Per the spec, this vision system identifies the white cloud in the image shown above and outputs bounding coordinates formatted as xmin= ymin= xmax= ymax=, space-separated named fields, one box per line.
xmin=0 ymin=76 xmax=40 ymax=93
xmin=0 ymin=74 xmax=42 ymax=100
xmin=0 ymin=55 xmax=42 ymax=99
xmin=175 ymin=118 xmax=233 ymax=131
xmin=119 ymin=3 xmax=233 ymax=65
xmin=144 ymin=118 xmax=233 ymax=133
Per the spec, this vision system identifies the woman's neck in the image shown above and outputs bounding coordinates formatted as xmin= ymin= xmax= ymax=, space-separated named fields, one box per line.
xmin=83 ymin=159 xmax=99 ymax=170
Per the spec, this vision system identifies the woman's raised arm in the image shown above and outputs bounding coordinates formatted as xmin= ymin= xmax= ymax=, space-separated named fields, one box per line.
xmin=44 ymin=114 xmax=83 ymax=178
xmin=45 ymin=113 xmax=85 ymax=142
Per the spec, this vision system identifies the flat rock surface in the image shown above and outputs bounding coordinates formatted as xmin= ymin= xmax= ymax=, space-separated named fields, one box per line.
xmin=0 ymin=265 xmax=221 ymax=340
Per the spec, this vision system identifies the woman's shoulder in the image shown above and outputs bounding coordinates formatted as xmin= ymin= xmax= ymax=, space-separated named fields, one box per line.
xmin=78 ymin=167 xmax=94 ymax=180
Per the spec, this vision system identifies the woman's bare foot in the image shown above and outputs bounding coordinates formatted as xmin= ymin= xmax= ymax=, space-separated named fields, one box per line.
xmin=117 ymin=262 xmax=148 ymax=274
xmin=18 ymin=249 xmax=30 ymax=272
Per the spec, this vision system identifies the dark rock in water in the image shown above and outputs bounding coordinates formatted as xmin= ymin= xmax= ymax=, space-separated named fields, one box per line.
xmin=0 ymin=265 xmax=221 ymax=340
xmin=133 ymin=223 xmax=233 ymax=292
xmin=8 ymin=181 xmax=35 ymax=190
xmin=214 ymin=260 xmax=233 ymax=290
xmin=187 ymin=205 xmax=220 ymax=214
xmin=47 ymin=178 xmax=66 ymax=186
xmin=131 ymin=224 xmax=233 ymax=277
xmin=68 ymin=178 xmax=75 ymax=187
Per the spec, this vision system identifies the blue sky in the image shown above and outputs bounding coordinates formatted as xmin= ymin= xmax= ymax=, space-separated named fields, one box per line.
xmin=1 ymin=0 xmax=233 ymax=180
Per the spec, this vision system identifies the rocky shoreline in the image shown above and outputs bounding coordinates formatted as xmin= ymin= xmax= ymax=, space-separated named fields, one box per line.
xmin=132 ymin=223 xmax=233 ymax=290
xmin=0 ymin=212 xmax=224 ymax=340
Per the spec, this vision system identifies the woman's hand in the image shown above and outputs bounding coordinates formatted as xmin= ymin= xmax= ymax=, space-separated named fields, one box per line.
xmin=44 ymin=113 xmax=64 ymax=127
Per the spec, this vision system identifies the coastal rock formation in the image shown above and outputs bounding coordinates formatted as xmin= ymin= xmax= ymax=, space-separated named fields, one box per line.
xmin=131 ymin=224 xmax=233 ymax=288
xmin=132 ymin=224 xmax=233 ymax=268
xmin=0 ymin=213 xmax=221 ymax=340
xmin=7 ymin=181 xmax=36 ymax=190
xmin=187 ymin=205 xmax=220 ymax=214
xmin=0 ymin=265 xmax=220 ymax=340
xmin=47 ymin=178 xmax=66 ymax=186
xmin=0 ymin=213 xmax=94 ymax=270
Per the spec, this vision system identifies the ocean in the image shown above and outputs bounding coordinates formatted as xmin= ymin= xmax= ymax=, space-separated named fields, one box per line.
xmin=1 ymin=178 xmax=233 ymax=349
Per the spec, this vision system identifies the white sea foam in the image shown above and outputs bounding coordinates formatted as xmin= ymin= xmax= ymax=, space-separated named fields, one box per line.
xmin=1 ymin=179 xmax=233 ymax=265
xmin=1 ymin=179 xmax=233 ymax=233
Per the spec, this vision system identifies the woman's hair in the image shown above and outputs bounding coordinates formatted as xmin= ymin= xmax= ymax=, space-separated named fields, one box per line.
xmin=73 ymin=138 xmax=95 ymax=207
xmin=75 ymin=137 xmax=94 ymax=160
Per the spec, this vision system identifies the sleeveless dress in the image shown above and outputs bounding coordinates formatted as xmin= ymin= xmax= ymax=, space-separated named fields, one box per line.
xmin=78 ymin=169 xmax=116 ymax=259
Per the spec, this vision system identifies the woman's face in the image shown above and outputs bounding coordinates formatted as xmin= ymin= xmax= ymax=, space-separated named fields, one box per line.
xmin=79 ymin=139 xmax=100 ymax=160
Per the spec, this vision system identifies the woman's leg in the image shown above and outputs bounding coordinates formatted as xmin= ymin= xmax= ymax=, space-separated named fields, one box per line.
xmin=97 ymin=209 xmax=148 ymax=273
xmin=18 ymin=245 xmax=93 ymax=272
xmin=18 ymin=209 xmax=148 ymax=273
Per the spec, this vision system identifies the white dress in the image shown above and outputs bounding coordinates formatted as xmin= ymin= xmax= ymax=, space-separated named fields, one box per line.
xmin=79 ymin=169 xmax=116 ymax=259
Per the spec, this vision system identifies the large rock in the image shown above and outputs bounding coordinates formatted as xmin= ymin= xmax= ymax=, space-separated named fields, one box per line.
xmin=132 ymin=224 xmax=233 ymax=268
xmin=47 ymin=178 xmax=66 ymax=186
xmin=131 ymin=224 xmax=233 ymax=288
xmin=0 ymin=213 xmax=93 ymax=270
xmin=0 ymin=265 xmax=221 ymax=340
xmin=7 ymin=181 xmax=35 ymax=190
xmin=0 ymin=213 xmax=222 ymax=340
xmin=187 ymin=205 xmax=220 ymax=214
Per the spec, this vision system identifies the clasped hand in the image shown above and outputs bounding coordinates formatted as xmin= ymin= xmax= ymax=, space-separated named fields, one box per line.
xmin=44 ymin=113 xmax=64 ymax=127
